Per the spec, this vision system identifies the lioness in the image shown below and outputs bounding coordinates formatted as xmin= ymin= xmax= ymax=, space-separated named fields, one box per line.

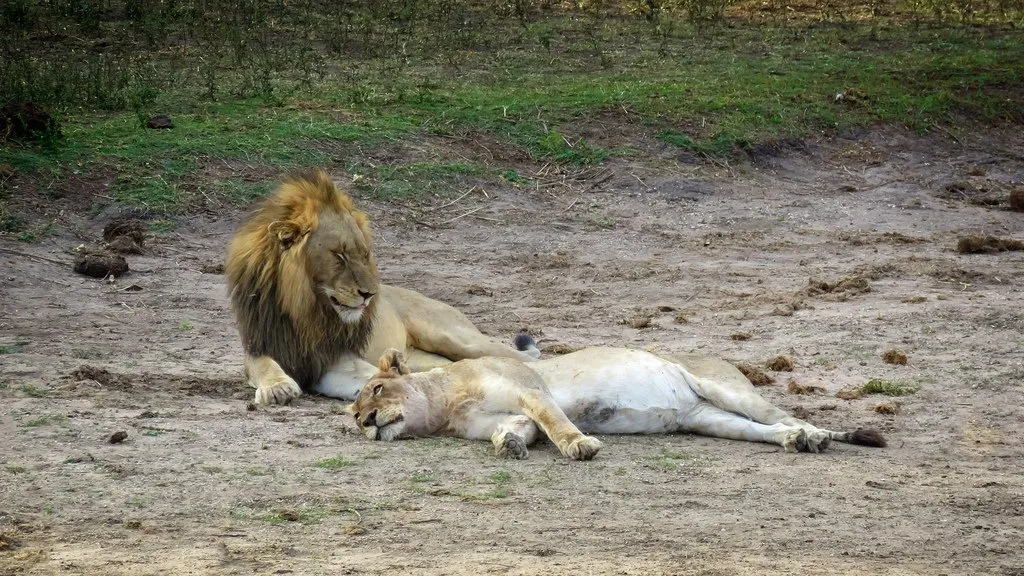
xmin=348 ymin=339 xmax=886 ymax=460
xmin=225 ymin=171 xmax=538 ymax=405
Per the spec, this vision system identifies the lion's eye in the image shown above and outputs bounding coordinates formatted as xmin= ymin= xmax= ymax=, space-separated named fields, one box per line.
xmin=335 ymin=253 xmax=347 ymax=265
xmin=373 ymin=384 xmax=383 ymax=396
xmin=353 ymin=412 xmax=360 ymax=422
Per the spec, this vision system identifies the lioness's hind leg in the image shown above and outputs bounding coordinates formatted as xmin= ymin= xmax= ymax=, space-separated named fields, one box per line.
xmin=246 ymin=355 xmax=301 ymax=405
xmin=490 ymin=415 xmax=539 ymax=460
xmin=681 ymin=403 xmax=807 ymax=452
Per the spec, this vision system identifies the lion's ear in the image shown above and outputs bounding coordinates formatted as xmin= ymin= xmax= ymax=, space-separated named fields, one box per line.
xmin=377 ymin=348 xmax=409 ymax=376
xmin=268 ymin=220 xmax=302 ymax=249
xmin=344 ymin=402 xmax=357 ymax=415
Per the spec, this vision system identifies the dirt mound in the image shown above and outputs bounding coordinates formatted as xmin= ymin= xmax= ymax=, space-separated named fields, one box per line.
xmin=766 ymin=355 xmax=795 ymax=371
xmin=956 ymin=235 xmax=1024 ymax=254
xmin=73 ymin=248 xmax=129 ymax=278
xmin=1010 ymin=187 xmax=1024 ymax=212
xmin=103 ymin=217 xmax=146 ymax=254
xmin=806 ymin=275 xmax=870 ymax=301
xmin=938 ymin=181 xmax=1002 ymax=206
xmin=734 ymin=363 xmax=774 ymax=386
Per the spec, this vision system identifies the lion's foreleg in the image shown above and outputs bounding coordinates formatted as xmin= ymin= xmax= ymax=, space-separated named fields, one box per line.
xmin=246 ymin=355 xmax=302 ymax=405
xmin=681 ymin=402 xmax=808 ymax=452
xmin=517 ymin=390 xmax=602 ymax=461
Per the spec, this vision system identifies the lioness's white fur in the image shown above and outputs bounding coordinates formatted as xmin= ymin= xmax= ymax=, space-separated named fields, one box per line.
xmin=348 ymin=347 xmax=886 ymax=460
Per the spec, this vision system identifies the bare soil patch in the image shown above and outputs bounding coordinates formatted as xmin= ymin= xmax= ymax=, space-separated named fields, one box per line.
xmin=2 ymin=126 xmax=1024 ymax=575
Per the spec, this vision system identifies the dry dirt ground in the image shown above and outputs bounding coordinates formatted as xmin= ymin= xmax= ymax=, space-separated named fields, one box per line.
xmin=2 ymin=126 xmax=1023 ymax=575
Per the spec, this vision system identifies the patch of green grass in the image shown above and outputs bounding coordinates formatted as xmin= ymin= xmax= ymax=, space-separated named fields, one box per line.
xmin=178 ymin=321 xmax=193 ymax=331
xmin=0 ymin=340 xmax=28 ymax=355
xmin=211 ymin=178 xmax=273 ymax=206
xmin=0 ymin=15 xmax=1020 ymax=215
xmin=244 ymin=467 xmax=274 ymax=476
xmin=262 ymin=507 xmax=335 ymax=525
xmin=201 ymin=465 xmax=224 ymax=474
xmin=128 ymin=498 xmax=148 ymax=509
xmin=0 ymin=208 xmax=26 ymax=233
xmin=141 ymin=428 xmax=166 ymax=436
xmin=6 ymin=465 xmax=28 ymax=474
xmin=148 ymin=219 xmax=176 ymax=234
xmin=410 ymin=472 xmax=434 ymax=483
xmin=20 ymin=385 xmax=51 ymax=398
xmin=501 ymin=169 xmax=528 ymax=186
xmin=43 ymin=504 xmax=54 ymax=514
xmin=489 ymin=470 xmax=512 ymax=484
xmin=314 ymin=456 xmax=355 ymax=470
xmin=366 ymin=161 xmax=486 ymax=201
xmin=22 ymin=414 xmax=67 ymax=427
xmin=536 ymin=128 xmax=608 ymax=164
xmin=645 ymin=447 xmax=695 ymax=471
xmin=861 ymin=379 xmax=920 ymax=396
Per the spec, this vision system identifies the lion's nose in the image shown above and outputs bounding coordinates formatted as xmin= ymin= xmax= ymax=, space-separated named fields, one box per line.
xmin=358 ymin=290 xmax=375 ymax=300
xmin=363 ymin=410 xmax=377 ymax=428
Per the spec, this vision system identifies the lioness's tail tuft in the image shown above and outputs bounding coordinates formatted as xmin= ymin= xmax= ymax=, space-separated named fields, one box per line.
xmin=842 ymin=427 xmax=887 ymax=448
xmin=513 ymin=333 xmax=540 ymax=359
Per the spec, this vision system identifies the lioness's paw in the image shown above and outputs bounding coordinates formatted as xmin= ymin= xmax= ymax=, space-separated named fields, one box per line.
xmin=782 ymin=428 xmax=807 ymax=453
xmin=254 ymin=376 xmax=301 ymax=405
xmin=564 ymin=435 xmax=603 ymax=461
xmin=803 ymin=430 xmax=831 ymax=453
xmin=495 ymin=432 xmax=529 ymax=460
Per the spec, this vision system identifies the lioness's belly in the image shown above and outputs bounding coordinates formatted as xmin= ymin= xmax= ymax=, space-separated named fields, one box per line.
xmin=527 ymin=348 xmax=701 ymax=434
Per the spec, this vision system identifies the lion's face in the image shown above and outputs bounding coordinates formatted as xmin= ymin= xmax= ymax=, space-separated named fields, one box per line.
xmin=348 ymin=350 xmax=420 ymax=441
xmin=274 ymin=210 xmax=380 ymax=325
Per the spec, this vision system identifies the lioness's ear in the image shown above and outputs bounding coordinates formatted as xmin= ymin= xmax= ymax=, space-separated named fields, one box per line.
xmin=267 ymin=220 xmax=302 ymax=249
xmin=344 ymin=402 xmax=357 ymax=415
xmin=377 ymin=348 xmax=409 ymax=375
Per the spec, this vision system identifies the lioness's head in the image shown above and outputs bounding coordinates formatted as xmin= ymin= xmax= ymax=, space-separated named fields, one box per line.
xmin=260 ymin=171 xmax=380 ymax=325
xmin=348 ymin=349 xmax=427 ymax=442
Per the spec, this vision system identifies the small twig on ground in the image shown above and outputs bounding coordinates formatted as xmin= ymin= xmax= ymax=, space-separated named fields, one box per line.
xmin=632 ymin=173 xmax=653 ymax=191
xmin=0 ymin=247 xmax=67 ymax=267
xmin=425 ymin=186 xmax=479 ymax=212
xmin=563 ymin=198 xmax=580 ymax=212
xmin=589 ymin=170 xmax=614 ymax=189
xmin=435 ymin=206 xmax=484 ymax=225
xmin=932 ymin=122 xmax=962 ymax=145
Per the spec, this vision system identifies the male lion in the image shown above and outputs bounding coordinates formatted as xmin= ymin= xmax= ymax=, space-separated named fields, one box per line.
xmin=348 ymin=339 xmax=886 ymax=460
xmin=225 ymin=170 xmax=538 ymax=405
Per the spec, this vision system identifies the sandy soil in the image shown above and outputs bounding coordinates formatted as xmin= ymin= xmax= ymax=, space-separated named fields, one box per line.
xmin=2 ymin=126 xmax=1023 ymax=575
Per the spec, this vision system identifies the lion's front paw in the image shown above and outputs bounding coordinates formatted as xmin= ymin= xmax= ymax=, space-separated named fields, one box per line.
xmin=563 ymin=435 xmax=603 ymax=461
xmin=782 ymin=428 xmax=807 ymax=453
xmin=495 ymin=432 xmax=529 ymax=460
xmin=254 ymin=376 xmax=301 ymax=405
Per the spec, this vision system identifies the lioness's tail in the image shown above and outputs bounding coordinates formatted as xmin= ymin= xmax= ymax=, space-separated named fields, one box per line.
xmin=513 ymin=333 xmax=541 ymax=359
xmin=832 ymin=428 xmax=887 ymax=448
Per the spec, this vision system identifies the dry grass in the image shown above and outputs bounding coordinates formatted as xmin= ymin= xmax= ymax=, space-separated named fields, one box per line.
xmin=766 ymin=355 xmax=795 ymax=372
xmin=787 ymin=379 xmax=825 ymax=395
xmin=956 ymin=235 xmax=1024 ymax=254
xmin=873 ymin=401 xmax=901 ymax=415
xmin=882 ymin=349 xmax=908 ymax=365
xmin=735 ymin=363 xmax=774 ymax=386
